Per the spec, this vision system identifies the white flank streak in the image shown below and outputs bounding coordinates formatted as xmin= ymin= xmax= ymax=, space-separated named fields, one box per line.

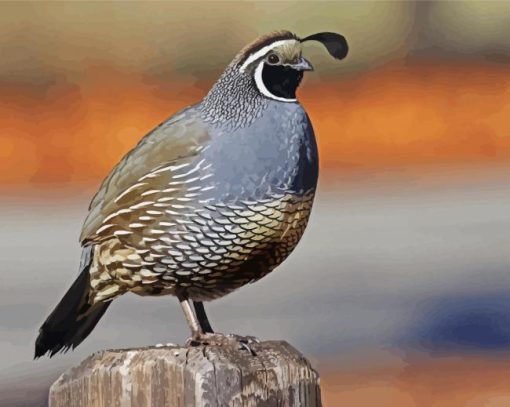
xmin=149 ymin=229 xmax=166 ymax=234
xmin=141 ymin=189 xmax=160 ymax=196
xmin=96 ymin=224 xmax=114 ymax=234
xmin=139 ymin=163 xmax=190 ymax=181
xmin=171 ymin=204 xmax=192 ymax=209
xmin=200 ymin=185 xmax=215 ymax=192
xmin=159 ymin=221 xmax=176 ymax=227
xmin=200 ymin=174 xmax=213 ymax=181
xmin=115 ymin=182 xmax=147 ymax=203
xmin=102 ymin=208 xmax=131 ymax=224
xmin=169 ymin=176 xmax=200 ymax=186
xmin=114 ymin=230 xmax=132 ymax=236
xmin=167 ymin=162 xmax=190 ymax=172
xmin=139 ymin=216 xmax=153 ymax=221
xmin=129 ymin=201 xmax=154 ymax=210
xmin=123 ymin=262 xmax=139 ymax=268
xmin=172 ymin=159 xmax=205 ymax=179
xmin=254 ymin=61 xmax=297 ymax=103
xmin=129 ymin=223 xmax=145 ymax=228
xmin=240 ymin=39 xmax=295 ymax=72
xmin=146 ymin=210 xmax=162 ymax=215
xmin=184 ymin=176 xmax=200 ymax=184
xmin=150 ymin=165 xmax=175 ymax=176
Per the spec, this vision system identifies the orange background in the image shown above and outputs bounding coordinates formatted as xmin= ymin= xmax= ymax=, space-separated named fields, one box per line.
xmin=3 ymin=61 xmax=510 ymax=186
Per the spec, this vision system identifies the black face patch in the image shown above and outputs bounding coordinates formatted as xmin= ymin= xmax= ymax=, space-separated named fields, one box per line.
xmin=261 ymin=64 xmax=304 ymax=99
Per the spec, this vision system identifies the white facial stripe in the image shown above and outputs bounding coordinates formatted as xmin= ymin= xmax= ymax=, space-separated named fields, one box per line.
xmin=240 ymin=39 xmax=295 ymax=72
xmin=253 ymin=61 xmax=297 ymax=103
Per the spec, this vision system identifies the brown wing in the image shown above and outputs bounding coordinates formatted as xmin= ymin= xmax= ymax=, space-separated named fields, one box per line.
xmin=80 ymin=108 xmax=210 ymax=244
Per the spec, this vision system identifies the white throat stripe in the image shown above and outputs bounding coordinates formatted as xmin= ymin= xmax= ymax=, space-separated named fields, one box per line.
xmin=239 ymin=39 xmax=295 ymax=72
xmin=253 ymin=61 xmax=297 ymax=103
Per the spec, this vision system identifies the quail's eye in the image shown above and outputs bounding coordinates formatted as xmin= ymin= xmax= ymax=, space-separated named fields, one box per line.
xmin=267 ymin=53 xmax=280 ymax=65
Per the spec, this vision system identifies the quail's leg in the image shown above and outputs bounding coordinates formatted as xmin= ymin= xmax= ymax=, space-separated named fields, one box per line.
xmin=178 ymin=295 xmax=202 ymax=340
xmin=193 ymin=301 xmax=214 ymax=333
xmin=179 ymin=297 xmax=257 ymax=355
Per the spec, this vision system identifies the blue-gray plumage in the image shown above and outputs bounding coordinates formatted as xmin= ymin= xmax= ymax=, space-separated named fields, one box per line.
xmin=202 ymin=101 xmax=318 ymax=200
xmin=35 ymin=30 xmax=348 ymax=357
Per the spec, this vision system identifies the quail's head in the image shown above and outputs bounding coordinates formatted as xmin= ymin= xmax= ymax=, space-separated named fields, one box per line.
xmin=202 ymin=30 xmax=348 ymax=125
xmin=234 ymin=30 xmax=348 ymax=102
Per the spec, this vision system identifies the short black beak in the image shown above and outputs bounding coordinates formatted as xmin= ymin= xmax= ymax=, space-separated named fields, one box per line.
xmin=290 ymin=57 xmax=314 ymax=72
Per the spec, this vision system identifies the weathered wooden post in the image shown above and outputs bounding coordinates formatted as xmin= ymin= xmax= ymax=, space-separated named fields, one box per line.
xmin=49 ymin=340 xmax=321 ymax=406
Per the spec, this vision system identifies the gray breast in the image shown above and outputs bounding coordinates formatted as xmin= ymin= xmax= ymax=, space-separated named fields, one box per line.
xmin=199 ymin=101 xmax=318 ymax=203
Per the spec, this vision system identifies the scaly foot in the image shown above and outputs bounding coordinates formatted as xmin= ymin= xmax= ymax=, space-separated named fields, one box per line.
xmin=186 ymin=333 xmax=259 ymax=356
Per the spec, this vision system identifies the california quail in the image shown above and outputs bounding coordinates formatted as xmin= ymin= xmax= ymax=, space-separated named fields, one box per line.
xmin=35 ymin=30 xmax=348 ymax=357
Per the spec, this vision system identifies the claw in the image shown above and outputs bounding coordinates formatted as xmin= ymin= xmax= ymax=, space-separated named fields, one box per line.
xmin=186 ymin=333 xmax=258 ymax=356
xmin=240 ymin=335 xmax=260 ymax=344
xmin=238 ymin=341 xmax=257 ymax=356
xmin=227 ymin=334 xmax=259 ymax=343
xmin=185 ymin=338 xmax=199 ymax=347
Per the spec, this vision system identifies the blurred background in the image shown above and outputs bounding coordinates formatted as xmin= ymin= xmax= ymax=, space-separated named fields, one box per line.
xmin=2 ymin=1 xmax=510 ymax=405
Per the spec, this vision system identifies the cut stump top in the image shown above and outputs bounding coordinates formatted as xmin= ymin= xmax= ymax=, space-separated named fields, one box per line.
xmin=49 ymin=340 xmax=321 ymax=407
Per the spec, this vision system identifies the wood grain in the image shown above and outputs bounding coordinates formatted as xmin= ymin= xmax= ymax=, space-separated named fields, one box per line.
xmin=49 ymin=340 xmax=321 ymax=407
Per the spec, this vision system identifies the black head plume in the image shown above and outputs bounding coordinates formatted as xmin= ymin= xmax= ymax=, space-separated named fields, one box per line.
xmin=301 ymin=32 xmax=348 ymax=60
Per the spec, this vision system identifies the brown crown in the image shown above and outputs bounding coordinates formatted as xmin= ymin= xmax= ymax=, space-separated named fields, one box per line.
xmin=234 ymin=30 xmax=299 ymax=66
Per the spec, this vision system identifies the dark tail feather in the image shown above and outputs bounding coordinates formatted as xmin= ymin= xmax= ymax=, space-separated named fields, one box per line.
xmin=35 ymin=246 xmax=110 ymax=358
